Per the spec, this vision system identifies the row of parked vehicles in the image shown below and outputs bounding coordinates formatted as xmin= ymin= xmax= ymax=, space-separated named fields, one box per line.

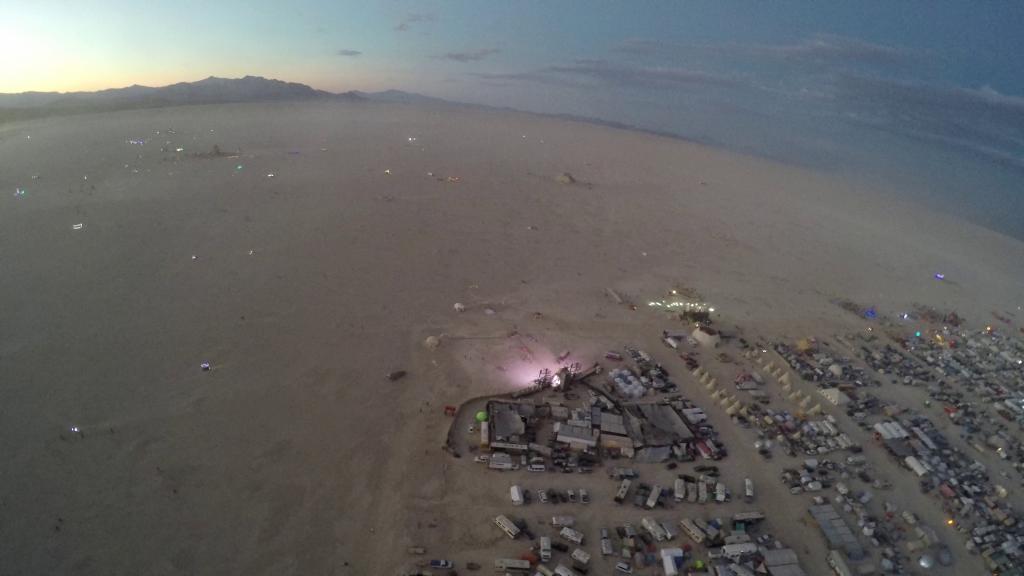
xmin=511 ymin=485 xmax=591 ymax=506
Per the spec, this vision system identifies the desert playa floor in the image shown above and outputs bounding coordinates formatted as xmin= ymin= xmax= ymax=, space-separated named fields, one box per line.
xmin=1 ymin=100 xmax=1021 ymax=575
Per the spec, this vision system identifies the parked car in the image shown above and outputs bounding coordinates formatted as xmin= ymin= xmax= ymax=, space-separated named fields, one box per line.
xmin=615 ymin=561 xmax=633 ymax=573
xmin=937 ymin=545 xmax=953 ymax=566
xmin=429 ymin=560 xmax=453 ymax=569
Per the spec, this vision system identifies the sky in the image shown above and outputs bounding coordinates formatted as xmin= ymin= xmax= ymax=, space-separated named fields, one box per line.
xmin=3 ymin=0 xmax=1023 ymax=235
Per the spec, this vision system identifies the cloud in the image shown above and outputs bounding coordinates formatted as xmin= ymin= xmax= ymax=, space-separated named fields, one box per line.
xmin=614 ymin=34 xmax=918 ymax=69
xmin=834 ymin=75 xmax=1024 ymax=169
xmin=551 ymin=60 xmax=739 ymax=89
xmin=439 ymin=48 xmax=500 ymax=63
xmin=395 ymin=12 xmax=435 ymax=32
xmin=469 ymin=59 xmax=739 ymax=91
xmin=750 ymin=34 xmax=917 ymax=67
xmin=470 ymin=70 xmax=563 ymax=87
xmin=612 ymin=38 xmax=690 ymax=57
xmin=336 ymin=49 xmax=362 ymax=57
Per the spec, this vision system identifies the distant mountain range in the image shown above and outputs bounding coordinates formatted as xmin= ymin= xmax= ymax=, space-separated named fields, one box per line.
xmin=0 ymin=75 xmax=705 ymax=147
xmin=0 ymin=76 xmax=461 ymax=124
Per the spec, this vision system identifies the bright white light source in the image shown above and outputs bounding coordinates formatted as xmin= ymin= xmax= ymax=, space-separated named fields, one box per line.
xmin=70 ymin=426 xmax=80 ymax=433
xmin=551 ymin=375 xmax=562 ymax=388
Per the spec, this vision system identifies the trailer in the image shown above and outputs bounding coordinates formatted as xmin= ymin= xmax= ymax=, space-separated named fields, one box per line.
xmin=904 ymin=456 xmax=929 ymax=477
xmin=511 ymin=485 xmax=524 ymax=506
xmin=559 ymin=526 xmax=584 ymax=545
xmin=661 ymin=548 xmax=685 ymax=576
xmin=698 ymin=481 xmax=708 ymax=503
xmin=570 ymin=548 xmax=591 ymax=569
xmin=680 ymin=518 xmax=706 ymax=544
xmin=721 ymin=542 xmax=758 ymax=561
xmin=699 ymin=518 xmax=720 ymax=542
xmin=646 ymin=485 xmax=662 ymax=509
xmin=674 ymin=478 xmax=687 ymax=502
xmin=744 ymin=478 xmax=755 ymax=502
xmin=540 ymin=536 xmax=552 ymax=561
xmin=828 ymin=550 xmax=854 ymax=576
xmin=494 ymin=515 xmax=520 ymax=539
xmin=609 ymin=467 xmax=638 ymax=479
xmin=686 ymin=481 xmax=698 ymax=503
xmin=641 ymin=516 xmax=667 ymax=541
xmin=614 ymin=479 xmax=632 ymax=503
xmin=715 ymin=482 xmax=727 ymax=503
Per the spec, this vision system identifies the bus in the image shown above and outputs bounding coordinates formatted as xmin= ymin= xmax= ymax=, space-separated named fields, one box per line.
xmin=733 ymin=511 xmax=765 ymax=524
xmin=493 ymin=558 xmax=531 ymax=573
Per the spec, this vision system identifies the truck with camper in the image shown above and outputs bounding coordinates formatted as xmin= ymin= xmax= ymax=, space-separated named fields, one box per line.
xmin=540 ymin=536 xmax=552 ymax=561
xmin=614 ymin=479 xmax=632 ymax=503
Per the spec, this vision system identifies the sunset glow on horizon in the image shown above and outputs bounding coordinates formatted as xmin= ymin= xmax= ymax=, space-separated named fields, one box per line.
xmin=4 ymin=0 xmax=1023 ymax=236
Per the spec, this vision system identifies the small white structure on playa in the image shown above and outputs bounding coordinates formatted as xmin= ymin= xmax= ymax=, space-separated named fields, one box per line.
xmin=819 ymin=387 xmax=850 ymax=406
xmin=691 ymin=327 xmax=721 ymax=348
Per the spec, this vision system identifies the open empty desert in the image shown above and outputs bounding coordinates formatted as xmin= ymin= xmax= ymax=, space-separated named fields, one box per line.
xmin=2 ymin=100 xmax=1022 ymax=575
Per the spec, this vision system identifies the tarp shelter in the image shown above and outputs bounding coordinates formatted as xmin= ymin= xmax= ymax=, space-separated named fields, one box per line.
xmin=820 ymin=388 xmax=850 ymax=406
xmin=692 ymin=327 xmax=721 ymax=348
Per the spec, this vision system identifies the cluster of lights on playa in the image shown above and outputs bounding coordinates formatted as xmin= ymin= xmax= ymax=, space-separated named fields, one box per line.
xmin=647 ymin=289 xmax=715 ymax=314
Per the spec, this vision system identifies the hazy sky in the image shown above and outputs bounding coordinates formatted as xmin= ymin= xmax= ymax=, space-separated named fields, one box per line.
xmin=2 ymin=1 xmax=1021 ymax=95
xmin=4 ymin=1 xmax=1023 ymax=234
